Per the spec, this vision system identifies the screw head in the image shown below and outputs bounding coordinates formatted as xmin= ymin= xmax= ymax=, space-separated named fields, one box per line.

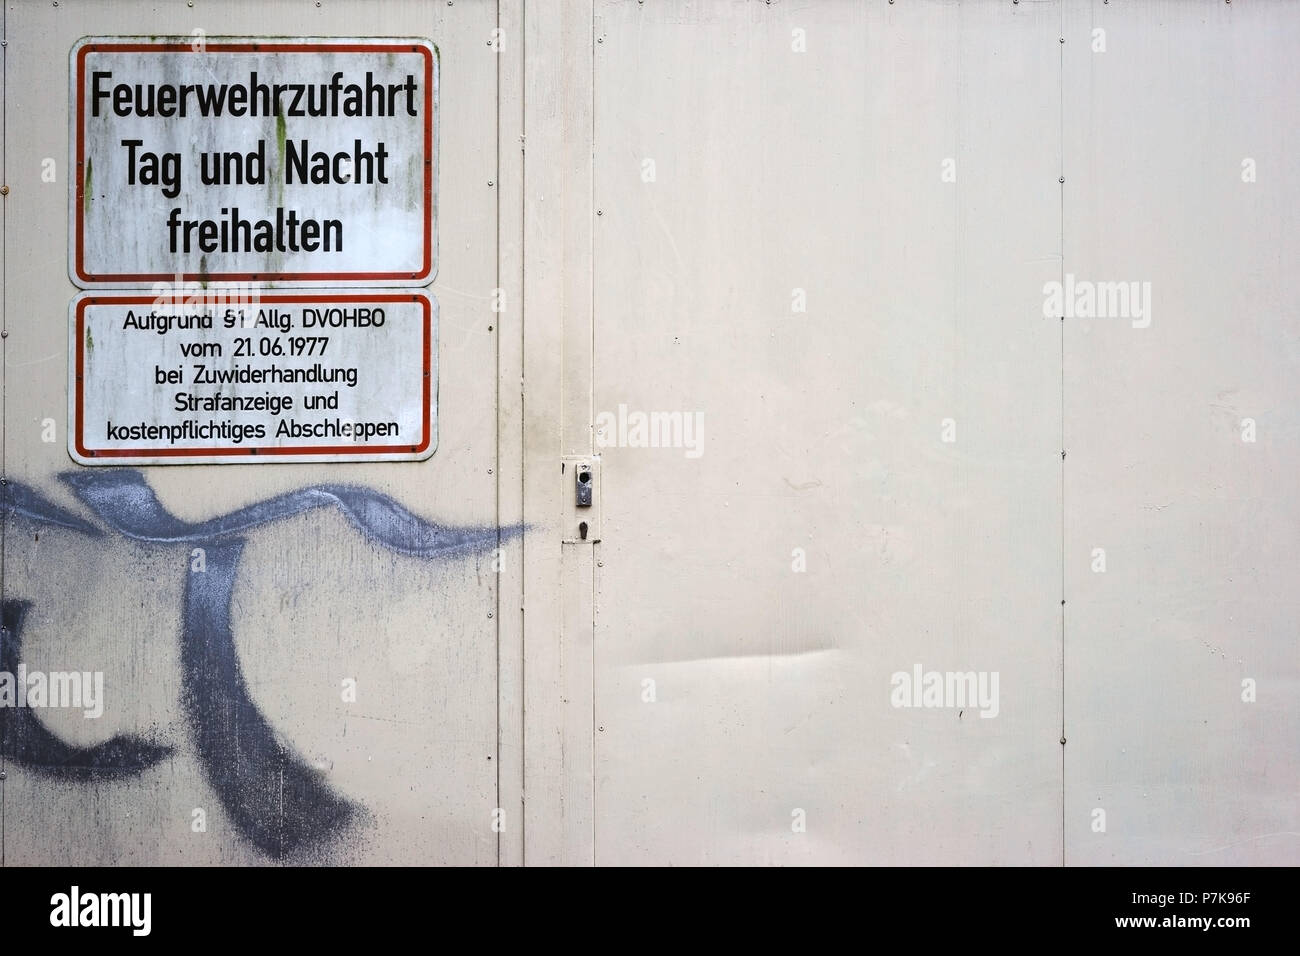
xmin=487 ymin=612 xmax=494 ymax=619
xmin=1060 ymin=737 xmax=1067 ymax=745
xmin=0 ymin=185 xmax=9 ymax=195
xmin=487 ymin=180 xmax=494 ymax=186
xmin=1059 ymin=176 xmax=1065 ymax=183
xmin=0 ymin=770 xmax=6 ymax=780
xmin=1 ymin=330 xmax=7 ymax=338
xmin=596 ymin=209 xmax=603 ymax=216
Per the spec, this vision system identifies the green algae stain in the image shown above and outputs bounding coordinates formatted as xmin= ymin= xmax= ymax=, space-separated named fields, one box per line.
xmin=274 ymin=110 xmax=287 ymax=206
xmin=275 ymin=111 xmax=287 ymax=167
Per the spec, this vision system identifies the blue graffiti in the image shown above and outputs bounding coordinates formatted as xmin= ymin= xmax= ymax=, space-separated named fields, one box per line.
xmin=1 ymin=471 xmax=523 ymax=859
xmin=1 ymin=601 xmax=173 ymax=778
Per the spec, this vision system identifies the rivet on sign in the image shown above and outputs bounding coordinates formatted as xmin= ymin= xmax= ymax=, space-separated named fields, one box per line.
xmin=1060 ymin=737 xmax=1067 ymax=745
xmin=488 ymin=180 xmax=494 ymax=186
xmin=1 ymin=330 xmax=7 ymax=338
xmin=0 ymin=185 xmax=8 ymax=195
xmin=487 ymin=468 xmax=493 ymax=474
xmin=596 ymin=209 xmax=603 ymax=216
xmin=597 ymin=37 xmax=604 ymax=44
xmin=1059 ymin=176 xmax=1065 ymax=183
xmin=487 ymin=612 xmax=494 ymax=619
xmin=0 ymin=770 xmax=6 ymax=780
xmin=597 ymin=561 xmax=604 ymax=568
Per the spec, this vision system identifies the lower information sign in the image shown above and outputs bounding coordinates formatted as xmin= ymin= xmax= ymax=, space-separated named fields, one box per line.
xmin=69 ymin=289 xmax=436 ymax=464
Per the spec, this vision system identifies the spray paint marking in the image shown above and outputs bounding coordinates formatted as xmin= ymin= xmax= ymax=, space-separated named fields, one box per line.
xmin=180 ymin=538 xmax=355 ymax=858
xmin=2 ymin=473 xmax=524 ymax=858
xmin=0 ymin=601 xmax=173 ymax=779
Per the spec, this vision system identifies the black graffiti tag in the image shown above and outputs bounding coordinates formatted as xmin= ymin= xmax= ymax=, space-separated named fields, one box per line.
xmin=1 ymin=470 xmax=522 ymax=859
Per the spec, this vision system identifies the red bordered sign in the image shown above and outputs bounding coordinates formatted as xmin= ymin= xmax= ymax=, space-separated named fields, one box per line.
xmin=70 ymin=37 xmax=437 ymax=287
xmin=70 ymin=290 xmax=436 ymax=464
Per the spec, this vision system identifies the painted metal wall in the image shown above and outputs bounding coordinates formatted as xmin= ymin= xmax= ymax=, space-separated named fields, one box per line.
xmin=2 ymin=0 xmax=1296 ymax=866
xmin=2 ymin=0 xmax=507 ymax=865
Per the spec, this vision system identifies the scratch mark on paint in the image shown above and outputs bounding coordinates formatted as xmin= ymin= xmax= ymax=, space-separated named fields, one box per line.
xmin=782 ymin=477 xmax=822 ymax=492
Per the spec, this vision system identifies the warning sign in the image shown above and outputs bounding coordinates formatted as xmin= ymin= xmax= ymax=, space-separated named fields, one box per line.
xmin=70 ymin=37 xmax=437 ymax=286
xmin=69 ymin=290 xmax=436 ymax=464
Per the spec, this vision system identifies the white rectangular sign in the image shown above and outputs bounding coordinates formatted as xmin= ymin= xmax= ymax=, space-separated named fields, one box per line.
xmin=70 ymin=289 xmax=436 ymax=464
xmin=70 ymin=37 xmax=437 ymax=287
